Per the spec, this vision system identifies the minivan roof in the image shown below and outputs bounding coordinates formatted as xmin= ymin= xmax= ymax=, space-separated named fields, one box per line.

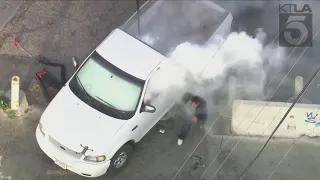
xmin=120 ymin=0 xmax=230 ymax=56
xmin=96 ymin=29 xmax=164 ymax=80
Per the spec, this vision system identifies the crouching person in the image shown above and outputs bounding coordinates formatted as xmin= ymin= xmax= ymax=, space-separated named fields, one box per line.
xmin=177 ymin=95 xmax=207 ymax=145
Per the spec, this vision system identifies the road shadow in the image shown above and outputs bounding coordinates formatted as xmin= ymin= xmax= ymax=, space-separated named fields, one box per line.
xmin=21 ymin=1 xmax=72 ymax=94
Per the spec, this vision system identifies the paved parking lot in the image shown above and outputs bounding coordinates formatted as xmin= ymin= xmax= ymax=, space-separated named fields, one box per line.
xmin=1 ymin=1 xmax=320 ymax=180
xmin=2 ymin=106 xmax=320 ymax=180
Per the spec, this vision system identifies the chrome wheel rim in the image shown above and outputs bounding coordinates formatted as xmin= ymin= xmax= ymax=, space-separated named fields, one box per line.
xmin=113 ymin=152 xmax=127 ymax=168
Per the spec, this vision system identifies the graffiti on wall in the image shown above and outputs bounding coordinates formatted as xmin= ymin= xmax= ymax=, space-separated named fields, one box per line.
xmin=305 ymin=112 xmax=320 ymax=126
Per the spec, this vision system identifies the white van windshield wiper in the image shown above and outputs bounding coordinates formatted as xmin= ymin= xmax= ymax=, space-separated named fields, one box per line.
xmin=95 ymin=96 xmax=124 ymax=118
xmin=75 ymin=75 xmax=92 ymax=105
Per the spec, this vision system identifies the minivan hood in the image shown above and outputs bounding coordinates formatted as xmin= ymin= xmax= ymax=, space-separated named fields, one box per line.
xmin=40 ymin=84 xmax=126 ymax=154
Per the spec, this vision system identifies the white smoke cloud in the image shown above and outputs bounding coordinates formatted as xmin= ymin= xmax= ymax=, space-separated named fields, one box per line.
xmin=141 ymin=34 xmax=159 ymax=46
xmin=144 ymin=29 xmax=286 ymax=106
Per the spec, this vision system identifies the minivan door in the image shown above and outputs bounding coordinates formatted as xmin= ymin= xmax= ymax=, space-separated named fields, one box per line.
xmin=134 ymin=64 xmax=178 ymax=140
xmin=134 ymin=91 xmax=170 ymax=141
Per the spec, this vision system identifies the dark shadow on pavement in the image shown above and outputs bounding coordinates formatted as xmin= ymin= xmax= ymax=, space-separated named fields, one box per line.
xmin=21 ymin=1 xmax=72 ymax=93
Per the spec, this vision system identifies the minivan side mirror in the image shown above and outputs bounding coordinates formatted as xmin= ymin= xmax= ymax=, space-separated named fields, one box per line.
xmin=72 ymin=56 xmax=79 ymax=69
xmin=144 ymin=104 xmax=156 ymax=113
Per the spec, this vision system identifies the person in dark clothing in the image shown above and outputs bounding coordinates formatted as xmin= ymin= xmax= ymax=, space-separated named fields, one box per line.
xmin=177 ymin=95 xmax=207 ymax=145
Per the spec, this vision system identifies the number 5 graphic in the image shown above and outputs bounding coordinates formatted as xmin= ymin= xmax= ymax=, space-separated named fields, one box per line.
xmin=284 ymin=16 xmax=308 ymax=46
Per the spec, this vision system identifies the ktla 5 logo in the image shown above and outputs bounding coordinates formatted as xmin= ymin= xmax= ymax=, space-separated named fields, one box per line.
xmin=279 ymin=4 xmax=312 ymax=47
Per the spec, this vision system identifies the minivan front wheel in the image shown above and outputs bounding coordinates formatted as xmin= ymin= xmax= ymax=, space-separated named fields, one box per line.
xmin=114 ymin=151 xmax=128 ymax=168
xmin=107 ymin=144 xmax=133 ymax=176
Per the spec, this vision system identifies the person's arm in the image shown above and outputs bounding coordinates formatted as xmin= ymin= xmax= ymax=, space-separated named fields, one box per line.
xmin=195 ymin=111 xmax=207 ymax=121
xmin=195 ymin=104 xmax=208 ymax=121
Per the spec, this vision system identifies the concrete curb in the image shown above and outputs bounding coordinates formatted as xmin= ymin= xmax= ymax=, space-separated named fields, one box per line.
xmin=206 ymin=134 xmax=320 ymax=145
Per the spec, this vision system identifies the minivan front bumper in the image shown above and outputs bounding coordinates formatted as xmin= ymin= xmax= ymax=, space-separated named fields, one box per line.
xmin=35 ymin=124 xmax=111 ymax=178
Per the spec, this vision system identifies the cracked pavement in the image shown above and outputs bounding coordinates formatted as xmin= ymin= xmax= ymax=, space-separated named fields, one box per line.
xmin=1 ymin=1 xmax=320 ymax=180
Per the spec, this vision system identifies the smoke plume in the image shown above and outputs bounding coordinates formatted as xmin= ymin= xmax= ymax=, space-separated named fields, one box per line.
xmin=144 ymin=29 xmax=286 ymax=107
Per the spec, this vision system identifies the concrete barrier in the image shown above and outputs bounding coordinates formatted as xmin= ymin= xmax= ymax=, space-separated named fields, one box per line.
xmin=231 ymin=100 xmax=320 ymax=138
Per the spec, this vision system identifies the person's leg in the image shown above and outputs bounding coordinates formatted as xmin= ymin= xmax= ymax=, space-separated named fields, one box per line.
xmin=178 ymin=122 xmax=192 ymax=145
xmin=198 ymin=117 xmax=207 ymax=129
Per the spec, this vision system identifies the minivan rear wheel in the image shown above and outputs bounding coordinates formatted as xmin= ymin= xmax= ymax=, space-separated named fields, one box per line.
xmin=107 ymin=144 xmax=133 ymax=176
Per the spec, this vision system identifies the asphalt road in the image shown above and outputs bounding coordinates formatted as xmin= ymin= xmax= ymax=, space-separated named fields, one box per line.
xmin=2 ymin=107 xmax=320 ymax=180
xmin=1 ymin=1 xmax=320 ymax=180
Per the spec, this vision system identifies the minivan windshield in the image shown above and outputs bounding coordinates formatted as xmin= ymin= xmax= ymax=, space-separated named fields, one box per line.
xmin=69 ymin=51 xmax=145 ymax=120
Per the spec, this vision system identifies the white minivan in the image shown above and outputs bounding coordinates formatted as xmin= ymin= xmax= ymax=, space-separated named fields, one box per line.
xmin=36 ymin=0 xmax=233 ymax=178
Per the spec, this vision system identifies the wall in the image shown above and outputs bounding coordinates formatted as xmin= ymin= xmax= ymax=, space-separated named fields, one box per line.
xmin=231 ymin=100 xmax=320 ymax=138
